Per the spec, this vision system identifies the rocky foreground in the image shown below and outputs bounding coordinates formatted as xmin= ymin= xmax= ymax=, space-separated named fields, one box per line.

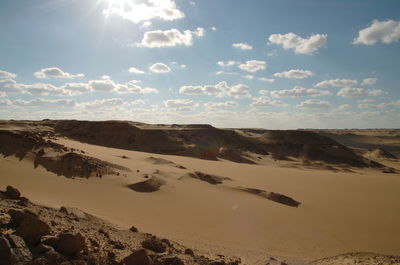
xmin=0 ymin=185 xmax=245 ymax=265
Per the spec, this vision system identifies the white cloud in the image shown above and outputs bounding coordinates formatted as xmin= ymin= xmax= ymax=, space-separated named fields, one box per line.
xmin=353 ymin=19 xmax=400 ymax=45
xmin=337 ymin=87 xmax=384 ymax=98
xmin=179 ymin=81 xmax=251 ymax=98
xmin=250 ymin=96 xmax=288 ymax=107
xmin=334 ymin=104 xmax=351 ymax=111
xmin=89 ymin=79 xmax=117 ymax=91
xmin=34 ymin=67 xmax=84 ymax=79
xmin=217 ymin=61 xmax=239 ymax=67
xmin=358 ymin=101 xmax=400 ymax=109
xmin=131 ymin=99 xmax=146 ymax=105
xmin=273 ymin=69 xmax=314 ymax=79
xmin=215 ymin=71 xmax=238 ymax=76
xmin=242 ymin=75 xmax=254 ymax=80
xmin=258 ymin=77 xmax=275 ymax=83
xmin=12 ymin=98 xmax=76 ymax=108
xmin=103 ymin=0 xmax=184 ymax=24
xmin=204 ymin=101 xmax=238 ymax=109
xmin=314 ymin=79 xmax=358 ymax=88
xmin=128 ymin=67 xmax=145 ymax=74
xmin=0 ymin=79 xmax=20 ymax=93
xmin=79 ymin=98 xmax=127 ymax=110
xmin=297 ymin=99 xmax=331 ymax=109
xmin=211 ymin=26 xmax=217 ymax=31
xmin=268 ymin=32 xmax=327 ymax=54
xmin=258 ymin=90 xmax=269 ymax=95
xmin=179 ymin=81 xmax=228 ymax=97
xmin=238 ymin=60 xmax=266 ymax=73
xmin=227 ymin=84 xmax=251 ymax=99
xmin=232 ymin=42 xmax=253 ymax=50
xmin=361 ymin=77 xmax=378 ymax=86
xmin=149 ymin=63 xmax=171 ymax=73
xmin=136 ymin=28 xmax=204 ymax=48
xmin=115 ymin=81 xmax=158 ymax=94
xmin=0 ymin=70 xmax=16 ymax=79
xmin=15 ymin=83 xmax=68 ymax=96
xmin=164 ymin=99 xmax=197 ymax=109
xmin=271 ymin=86 xmax=331 ymax=98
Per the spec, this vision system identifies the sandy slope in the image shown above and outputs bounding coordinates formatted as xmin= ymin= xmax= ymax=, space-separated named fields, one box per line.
xmin=1 ymin=137 xmax=400 ymax=264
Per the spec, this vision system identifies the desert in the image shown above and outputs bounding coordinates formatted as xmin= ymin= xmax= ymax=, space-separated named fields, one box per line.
xmin=0 ymin=119 xmax=399 ymax=265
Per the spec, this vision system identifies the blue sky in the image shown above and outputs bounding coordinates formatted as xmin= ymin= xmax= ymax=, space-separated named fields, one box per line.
xmin=0 ymin=0 xmax=399 ymax=128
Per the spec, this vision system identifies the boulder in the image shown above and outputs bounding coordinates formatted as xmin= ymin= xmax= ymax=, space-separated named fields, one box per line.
xmin=156 ymin=256 xmax=185 ymax=265
xmin=40 ymin=235 xmax=59 ymax=248
xmin=122 ymin=249 xmax=152 ymax=265
xmin=129 ymin=225 xmax=138 ymax=232
xmin=56 ymin=232 xmax=86 ymax=256
xmin=0 ymin=234 xmax=32 ymax=265
xmin=141 ymin=237 xmax=167 ymax=253
xmin=32 ymin=248 xmax=66 ymax=265
xmin=5 ymin=185 xmax=21 ymax=200
xmin=8 ymin=209 xmax=51 ymax=245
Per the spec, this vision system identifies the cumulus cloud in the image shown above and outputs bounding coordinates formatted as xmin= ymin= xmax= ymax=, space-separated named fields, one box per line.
xmin=89 ymin=79 xmax=117 ymax=91
xmin=12 ymin=98 xmax=76 ymax=108
xmin=232 ymin=42 xmax=253 ymax=50
xmin=353 ymin=20 xmax=400 ymax=45
xmin=136 ymin=28 xmax=204 ymax=48
xmin=297 ymin=99 xmax=331 ymax=109
xmin=103 ymin=0 xmax=184 ymax=24
xmin=227 ymin=84 xmax=251 ymax=98
xmin=34 ymin=67 xmax=84 ymax=79
xmin=337 ymin=87 xmax=384 ymax=98
xmin=250 ymin=96 xmax=288 ymax=107
xmin=273 ymin=69 xmax=314 ymax=79
xmin=258 ymin=77 xmax=275 ymax=83
xmin=115 ymin=80 xmax=158 ymax=94
xmin=242 ymin=75 xmax=254 ymax=80
xmin=79 ymin=98 xmax=127 ymax=110
xmin=314 ymin=79 xmax=358 ymax=88
xmin=238 ymin=60 xmax=266 ymax=73
xmin=179 ymin=81 xmax=251 ymax=98
xmin=61 ymin=83 xmax=92 ymax=94
xmin=15 ymin=83 xmax=68 ymax=96
xmin=149 ymin=63 xmax=171 ymax=73
xmin=128 ymin=67 xmax=145 ymax=74
xmin=268 ymin=32 xmax=327 ymax=54
xmin=164 ymin=99 xmax=197 ymax=110
xmin=215 ymin=71 xmax=238 ymax=76
xmin=0 ymin=70 xmax=17 ymax=79
xmin=0 ymin=79 xmax=20 ymax=93
xmin=204 ymin=101 xmax=238 ymax=109
xmin=217 ymin=61 xmax=239 ymax=67
xmin=271 ymin=86 xmax=331 ymax=98
xmin=361 ymin=77 xmax=378 ymax=86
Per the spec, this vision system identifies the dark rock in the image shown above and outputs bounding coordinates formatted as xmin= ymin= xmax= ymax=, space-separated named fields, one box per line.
xmin=98 ymin=228 xmax=109 ymax=238
xmin=122 ymin=249 xmax=152 ymax=265
xmin=33 ymin=243 xmax=52 ymax=254
xmin=17 ymin=197 xmax=30 ymax=206
xmin=184 ymin=248 xmax=194 ymax=256
xmin=141 ymin=237 xmax=167 ymax=253
xmin=40 ymin=235 xmax=59 ymax=247
xmin=156 ymin=256 xmax=185 ymax=265
xmin=0 ymin=234 xmax=32 ymax=265
xmin=33 ymin=248 xmax=66 ymax=265
xmin=8 ymin=209 xmax=51 ymax=245
xmin=5 ymin=185 xmax=21 ymax=199
xmin=129 ymin=225 xmax=138 ymax=232
xmin=57 ymin=232 xmax=86 ymax=256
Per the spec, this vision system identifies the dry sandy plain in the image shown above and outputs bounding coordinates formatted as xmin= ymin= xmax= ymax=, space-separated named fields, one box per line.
xmin=1 ymin=120 xmax=400 ymax=265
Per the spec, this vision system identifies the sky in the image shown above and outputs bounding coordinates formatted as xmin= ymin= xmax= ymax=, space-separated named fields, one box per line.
xmin=0 ymin=0 xmax=400 ymax=129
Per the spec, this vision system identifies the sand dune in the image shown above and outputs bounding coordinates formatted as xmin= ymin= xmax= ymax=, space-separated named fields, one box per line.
xmin=1 ymin=120 xmax=400 ymax=264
